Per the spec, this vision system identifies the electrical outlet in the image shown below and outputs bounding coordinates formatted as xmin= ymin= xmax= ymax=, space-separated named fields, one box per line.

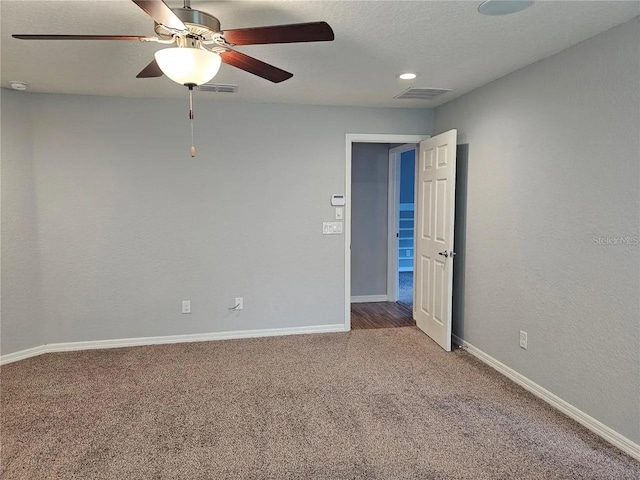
xmin=182 ymin=300 xmax=191 ymax=314
xmin=234 ymin=297 xmax=244 ymax=310
xmin=519 ymin=331 xmax=528 ymax=350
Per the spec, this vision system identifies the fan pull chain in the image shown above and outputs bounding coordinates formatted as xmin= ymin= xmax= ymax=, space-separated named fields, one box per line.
xmin=190 ymin=120 xmax=195 ymax=157
xmin=188 ymin=84 xmax=196 ymax=157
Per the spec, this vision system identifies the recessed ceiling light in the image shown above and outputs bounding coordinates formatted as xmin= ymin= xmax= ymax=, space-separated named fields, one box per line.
xmin=478 ymin=0 xmax=533 ymax=16
xmin=398 ymin=73 xmax=418 ymax=80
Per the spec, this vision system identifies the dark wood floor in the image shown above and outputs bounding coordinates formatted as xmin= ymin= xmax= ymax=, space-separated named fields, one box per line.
xmin=351 ymin=302 xmax=416 ymax=329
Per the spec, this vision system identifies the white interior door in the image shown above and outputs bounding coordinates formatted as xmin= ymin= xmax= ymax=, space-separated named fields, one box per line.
xmin=414 ymin=130 xmax=457 ymax=351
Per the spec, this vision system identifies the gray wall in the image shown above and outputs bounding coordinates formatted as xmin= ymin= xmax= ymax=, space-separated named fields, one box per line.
xmin=435 ymin=18 xmax=640 ymax=443
xmin=1 ymin=92 xmax=44 ymax=353
xmin=0 ymin=90 xmax=433 ymax=354
xmin=351 ymin=143 xmax=389 ymax=297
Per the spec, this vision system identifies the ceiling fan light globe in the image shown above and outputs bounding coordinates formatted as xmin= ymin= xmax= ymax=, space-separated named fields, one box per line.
xmin=154 ymin=47 xmax=222 ymax=86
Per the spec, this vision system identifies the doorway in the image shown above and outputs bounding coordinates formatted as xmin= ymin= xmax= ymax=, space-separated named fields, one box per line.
xmin=345 ymin=132 xmax=459 ymax=350
xmin=345 ymin=134 xmax=428 ymax=331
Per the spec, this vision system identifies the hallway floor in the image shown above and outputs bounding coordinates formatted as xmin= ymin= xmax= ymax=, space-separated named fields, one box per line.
xmin=397 ymin=271 xmax=413 ymax=310
xmin=351 ymin=302 xmax=415 ymax=329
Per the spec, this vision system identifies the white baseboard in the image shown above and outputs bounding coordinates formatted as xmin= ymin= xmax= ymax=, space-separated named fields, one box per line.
xmin=0 ymin=324 xmax=347 ymax=366
xmin=452 ymin=335 xmax=640 ymax=461
xmin=0 ymin=345 xmax=49 ymax=365
xmin=351 ymin=295 xmax=388 ymax=303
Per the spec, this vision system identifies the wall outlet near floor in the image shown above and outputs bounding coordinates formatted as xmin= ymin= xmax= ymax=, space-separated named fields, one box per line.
xmin=182 ymin=300 xmax=191 ymax=314
xmin=519 ymin=330 xmax=528 ymax=350
xmin=234 ymin=297 xmax=244 ymax=310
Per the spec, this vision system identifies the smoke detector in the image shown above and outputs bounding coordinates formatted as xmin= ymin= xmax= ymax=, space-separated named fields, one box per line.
xmin=9 ymin=81 xmax=28 ymax=91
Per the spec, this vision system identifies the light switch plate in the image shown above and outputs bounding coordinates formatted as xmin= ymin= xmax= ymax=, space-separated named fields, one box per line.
xmin=335 ymin=207 xmax=343 ymax=220
xmin=323 ymin=222 xmax=343 ymax=235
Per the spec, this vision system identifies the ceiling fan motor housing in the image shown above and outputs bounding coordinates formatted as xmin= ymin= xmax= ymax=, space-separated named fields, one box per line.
xmin=154 ymin=8 xmax=221 ymax=40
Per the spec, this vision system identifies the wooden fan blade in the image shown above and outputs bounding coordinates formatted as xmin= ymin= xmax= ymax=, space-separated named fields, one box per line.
xmin=222 ymin=21 xmax=334 ymax=46
xmin=13 ymin=34 xmax=153 ymax=41
xmin=136 ymin=59 xmax=163 ymax=78
xmin=221 ymin=50 xmax=293 ymax=83
xmin=131 ymin=0 xmax=187 ymax=31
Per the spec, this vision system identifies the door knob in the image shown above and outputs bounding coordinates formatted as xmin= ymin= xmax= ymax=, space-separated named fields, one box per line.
xmin=438 ymin=250 xmax=456 ymax=258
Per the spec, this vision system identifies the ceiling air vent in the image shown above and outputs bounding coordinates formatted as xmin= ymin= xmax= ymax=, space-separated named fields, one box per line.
xmin=197 ymin=83 xmax=239 ymax=93
xmin=394 ymin=88 xmax=451 ymax=100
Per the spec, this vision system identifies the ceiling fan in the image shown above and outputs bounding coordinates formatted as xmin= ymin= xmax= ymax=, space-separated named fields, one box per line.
xmin=13 ymin=0 xmax=335 ymax=156
xmin=13 ymin=0 xmax=335 ymax=86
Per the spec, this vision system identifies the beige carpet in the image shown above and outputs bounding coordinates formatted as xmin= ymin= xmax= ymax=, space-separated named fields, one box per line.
xmin=1 ymin=327 xmax=638 ymax=479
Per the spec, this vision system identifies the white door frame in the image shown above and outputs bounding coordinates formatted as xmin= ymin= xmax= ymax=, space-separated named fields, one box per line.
xmin=387 ymin=143 xmax=418 ymax=303
xmin=345 ymin=134 xmax=429 ymax=331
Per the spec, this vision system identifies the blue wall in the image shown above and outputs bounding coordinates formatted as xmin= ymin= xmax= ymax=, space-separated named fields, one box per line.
xmin=400 ymin=149 xmax=415 ymax=203
xmin=398 ymin=149 xmax=415 ymax=272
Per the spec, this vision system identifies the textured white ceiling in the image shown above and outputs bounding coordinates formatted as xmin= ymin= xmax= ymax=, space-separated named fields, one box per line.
xmin=1 ymin=1 xmax=638 ymax=107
